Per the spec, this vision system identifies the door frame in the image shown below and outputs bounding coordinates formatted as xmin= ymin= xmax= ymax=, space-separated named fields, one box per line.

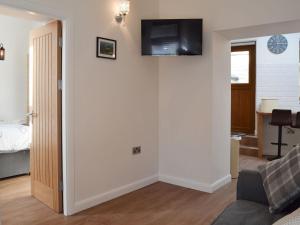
xmin=231 ymin=44 xmax=256 ymax=134
xmin=0 ymin=1 xmax=75 ymax=216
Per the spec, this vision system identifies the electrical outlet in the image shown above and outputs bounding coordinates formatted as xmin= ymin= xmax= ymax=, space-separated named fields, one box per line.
xmin=132 ymin=146 xmax=141 ymax=155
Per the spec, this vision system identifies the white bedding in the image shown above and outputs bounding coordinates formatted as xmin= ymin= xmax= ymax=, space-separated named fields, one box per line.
xmin=0 ymin=124 xmax=31 ymax=153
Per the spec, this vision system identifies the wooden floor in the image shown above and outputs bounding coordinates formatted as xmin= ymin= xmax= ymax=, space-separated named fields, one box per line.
xmin=239 ymin=154 xmax=267 ymax=171
xmin=0 ymin=155 xmax=265 ymax=225
xmin=0 ymin=178 xmax=236 ymax=225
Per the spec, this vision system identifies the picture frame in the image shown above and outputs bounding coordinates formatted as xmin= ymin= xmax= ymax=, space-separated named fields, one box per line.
xmin=96 ymin=37 xmax=117 ymax=60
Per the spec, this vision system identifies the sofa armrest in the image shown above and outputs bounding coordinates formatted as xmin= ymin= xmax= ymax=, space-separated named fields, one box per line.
xmin=237 ymin=170 xmax=269 ymax=206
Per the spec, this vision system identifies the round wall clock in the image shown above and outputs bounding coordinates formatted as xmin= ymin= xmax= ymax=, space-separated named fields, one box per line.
xmin=267 ymin=34 xmax=288 ymax=54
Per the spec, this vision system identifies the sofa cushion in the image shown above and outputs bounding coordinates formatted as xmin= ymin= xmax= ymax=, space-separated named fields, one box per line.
xmin=212 ymin=200 xmax=284 ymax=225
xmin=258 ymin=146 xmax=300 ymax=213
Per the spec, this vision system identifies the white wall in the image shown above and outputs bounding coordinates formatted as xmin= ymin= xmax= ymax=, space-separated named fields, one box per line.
xmin=158 ymin=0 xmax=300 ymax=187
xmin=256 ymin=33 xmax=300 ymax=111
xmin=0 ymin=0 xmax=159 ymax=215
xmin=0 ymin=15 xmax=39 ymax=122
xmin=71 ymin=0 xmax=159 ymax=204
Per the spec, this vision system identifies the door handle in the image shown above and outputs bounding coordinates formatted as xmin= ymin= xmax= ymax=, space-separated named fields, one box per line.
xmin=25 ymin=112 xmax=38 ymax=117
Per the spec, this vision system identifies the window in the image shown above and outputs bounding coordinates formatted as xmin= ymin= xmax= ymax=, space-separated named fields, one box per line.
xmin=231 ymin=51 xmax=250 ymax=84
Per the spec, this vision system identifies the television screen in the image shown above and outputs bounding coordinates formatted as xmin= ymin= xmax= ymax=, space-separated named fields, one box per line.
xmin=141 ymin=19 xmax=203 ymax=56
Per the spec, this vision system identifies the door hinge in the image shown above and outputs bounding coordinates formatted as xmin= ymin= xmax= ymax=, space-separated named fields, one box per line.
xmin=60 ymin=180 xmax=64 ymax=192
xmin=59 ymin=37 xmax=63 ymax=48
xmin=58 ymin=80 xmax=63 ymax=91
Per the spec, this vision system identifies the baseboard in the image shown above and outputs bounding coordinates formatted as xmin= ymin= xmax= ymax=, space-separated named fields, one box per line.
xmin=70 ymin=173 xmax=231 ymax=215
xmin=210 ymin=174 xmax=232 ymax=192
xmin=159 ymin=174 xmax=212 ymax=193
xmin=159 ymin=174 xmax=231 ymax=193
xmin=72 ymin=174 xmax=158 ymax=214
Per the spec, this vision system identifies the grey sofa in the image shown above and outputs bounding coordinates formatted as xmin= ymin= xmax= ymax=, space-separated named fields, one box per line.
xmin=212 ymin=170 xmax=300 ymax=225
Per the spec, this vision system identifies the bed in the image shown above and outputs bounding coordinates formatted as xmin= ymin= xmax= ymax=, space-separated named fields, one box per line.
xmin=0 ymin=123 xmax=31 ymax=179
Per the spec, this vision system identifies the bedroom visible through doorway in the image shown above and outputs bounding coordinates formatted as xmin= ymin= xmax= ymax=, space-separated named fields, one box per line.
xmin=0 ymin=5 xmax=63 ymax=214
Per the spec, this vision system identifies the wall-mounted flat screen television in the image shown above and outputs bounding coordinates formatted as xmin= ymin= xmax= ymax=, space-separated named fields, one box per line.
xmin=141 ymin=19 xmax=203 ymax=56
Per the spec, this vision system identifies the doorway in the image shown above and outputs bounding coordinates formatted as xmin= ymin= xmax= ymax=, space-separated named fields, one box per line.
xmin=0 ymin=6 xmax=63 ymax=215
xmin=231 ymin=44 xmax=256 ymax=135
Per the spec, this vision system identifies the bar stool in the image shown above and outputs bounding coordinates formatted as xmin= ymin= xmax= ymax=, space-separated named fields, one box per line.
xmin=291 ymin=112 xmax=300 ymax=148
xmin=269 ymin=109 xmax=292 ymax=160
xmin=292 ymin=112 xmax=300 ymax=128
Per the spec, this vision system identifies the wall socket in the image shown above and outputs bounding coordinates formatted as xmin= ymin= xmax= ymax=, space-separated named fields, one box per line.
xmin=132 ymin=146 xmax=142 ymax=155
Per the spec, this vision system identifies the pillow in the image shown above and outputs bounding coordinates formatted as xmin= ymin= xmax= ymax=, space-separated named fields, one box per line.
xmin=273 ymin=208 xmax=300 ymax=225
xmin=0 ymin=119 xmax=27 ymax=126
xmin=258 ymin=146 xmax=300 ymax=213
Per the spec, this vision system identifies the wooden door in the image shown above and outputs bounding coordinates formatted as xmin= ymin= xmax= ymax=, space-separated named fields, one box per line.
xmin=30 ymin=20 xmax=63 ymax=213
xmin=231 ymin=45 xmax=256 ymax=134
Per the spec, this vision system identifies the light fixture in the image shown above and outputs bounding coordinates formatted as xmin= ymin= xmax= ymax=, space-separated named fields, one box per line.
xmin=115 ymin=0 xmax=130 ymax=24
xmin=0 ymin=43 xmax=5 ymax=60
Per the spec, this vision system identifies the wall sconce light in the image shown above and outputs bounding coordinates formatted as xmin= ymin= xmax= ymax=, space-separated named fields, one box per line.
xmin=115 ymin=0 xmax=130 ymax=24
xmin=0 ymin=43 xmax=5 ymax=60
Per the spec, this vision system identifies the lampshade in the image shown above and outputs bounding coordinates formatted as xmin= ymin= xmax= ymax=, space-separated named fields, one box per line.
xmin=120 ymin=0 xmax=130 ymax=15
xmin=0 ymin=43 xmax=5 ymax=60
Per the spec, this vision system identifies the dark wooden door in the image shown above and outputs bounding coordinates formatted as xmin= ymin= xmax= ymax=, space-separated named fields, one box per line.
xmin=231 ymin=45 xmax=256 ymax=134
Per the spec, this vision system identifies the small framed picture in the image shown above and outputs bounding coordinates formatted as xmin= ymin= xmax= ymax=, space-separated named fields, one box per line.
xmin=97 ymin=37 xmax=117 ymax=60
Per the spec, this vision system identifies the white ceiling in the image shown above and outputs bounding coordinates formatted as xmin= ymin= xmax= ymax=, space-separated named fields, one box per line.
xmin=0 ymin=5 xmax=53 ymax=23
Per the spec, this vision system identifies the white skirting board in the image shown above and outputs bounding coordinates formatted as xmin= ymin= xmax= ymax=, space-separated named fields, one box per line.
xmin=71 ymin=174 xmax=231 ymax=215
xmin=210 ymin=174 xmax=233 ymax=192
xmin=159 ymin=174 xmax=232 ymax=193
xmin=72 ymin=175 xmax=159 ymax=214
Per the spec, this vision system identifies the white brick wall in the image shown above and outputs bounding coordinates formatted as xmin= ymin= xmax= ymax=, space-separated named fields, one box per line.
xmin=255 ymin=33 xmax=300 ymax=155
xmin=256 ymin=64 xmax=300 ymax=110
xmin=256 ymin=33 xmax=300 ymax=112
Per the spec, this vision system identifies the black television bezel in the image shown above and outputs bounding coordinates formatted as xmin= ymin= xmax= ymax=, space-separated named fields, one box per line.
xmin=141 ymin=19 xmax=203 ymax=56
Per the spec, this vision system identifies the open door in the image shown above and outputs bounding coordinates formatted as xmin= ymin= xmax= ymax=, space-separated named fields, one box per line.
xmin=30 ymin=20 xmax=62 ymax=213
